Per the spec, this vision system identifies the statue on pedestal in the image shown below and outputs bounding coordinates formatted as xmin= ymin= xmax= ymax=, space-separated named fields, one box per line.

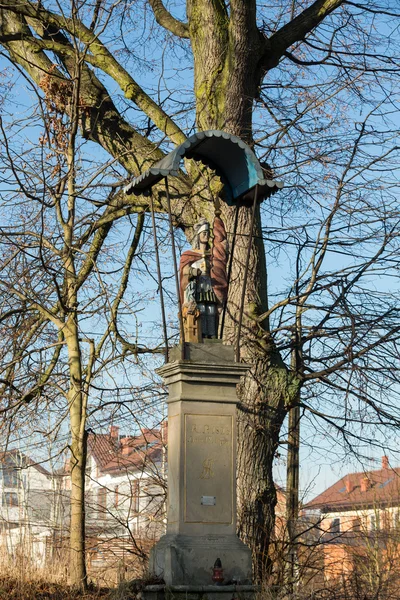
xmin=179 ymin=216 xmax=228 ymax=342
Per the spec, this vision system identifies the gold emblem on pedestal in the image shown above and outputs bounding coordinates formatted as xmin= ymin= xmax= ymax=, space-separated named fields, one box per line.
xmin=200 ymin=457 xmax=215 ymax=479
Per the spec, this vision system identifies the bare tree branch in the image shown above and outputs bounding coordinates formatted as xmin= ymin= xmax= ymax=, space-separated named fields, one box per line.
xmin=260 ymin=0 xmax=345 ymax=73
xmin=148 ymin=0 xmax=189 ymax=38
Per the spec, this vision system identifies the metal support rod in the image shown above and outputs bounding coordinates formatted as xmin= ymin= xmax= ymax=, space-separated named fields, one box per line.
xmin=150 ymin=194 xmax=169 ymax=363
xmin=235 ymin=185 xmax=259 ymax=362
xmin=219 ymin=200 xmax=241 ymax=340
xmin=164 ymin=178 xmax=185 ymax=360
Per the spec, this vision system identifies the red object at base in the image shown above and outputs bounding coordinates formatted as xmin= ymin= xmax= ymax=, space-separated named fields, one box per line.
xmin=212 ymin=558 xmax=224 ymax=584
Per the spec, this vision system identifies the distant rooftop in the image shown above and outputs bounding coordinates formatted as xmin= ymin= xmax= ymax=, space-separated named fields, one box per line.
xmin=304 ymin=456 xmax=400 ymax=512
xmin=88 ymin=425 xmax=164 ymax=474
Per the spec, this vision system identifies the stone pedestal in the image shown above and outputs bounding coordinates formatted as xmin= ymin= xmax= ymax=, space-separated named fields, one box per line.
xmin=149 ymin=342 xmax=253 ymax=588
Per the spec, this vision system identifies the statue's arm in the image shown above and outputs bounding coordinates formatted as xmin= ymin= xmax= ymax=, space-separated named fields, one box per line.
xmin=183 ymin=265 xmax=201 ymax=280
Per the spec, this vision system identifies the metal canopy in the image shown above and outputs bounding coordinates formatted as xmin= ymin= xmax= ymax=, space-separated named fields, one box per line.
xmin=123 ymin=130 xmax=283 ymax=205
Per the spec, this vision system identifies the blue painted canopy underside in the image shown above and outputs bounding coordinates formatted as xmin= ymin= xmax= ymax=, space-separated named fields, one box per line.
xmin=123 ymin=130 xmax=283 ymax=205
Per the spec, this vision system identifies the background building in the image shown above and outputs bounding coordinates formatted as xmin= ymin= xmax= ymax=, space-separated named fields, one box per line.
xmin=0 ymin=450 xmax=53 ymax=566
xmin=303 ymin=456 xmax=400 ymax=588
xmin=0 ymin=425 xmax=166 ymax=584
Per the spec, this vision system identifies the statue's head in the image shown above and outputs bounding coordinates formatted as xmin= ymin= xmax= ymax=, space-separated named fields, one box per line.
xmin=192 ymin=218 xmax=210 ymax=249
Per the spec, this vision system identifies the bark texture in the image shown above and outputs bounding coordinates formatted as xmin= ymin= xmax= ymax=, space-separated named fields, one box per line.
xmin=187 ymin=0 xmax=264 ymax=138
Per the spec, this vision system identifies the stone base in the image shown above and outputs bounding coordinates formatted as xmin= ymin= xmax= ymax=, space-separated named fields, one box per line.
xmin=141 ymin=584 xmax=258 ymax=600
xmin=149 ymin=534 xmax=252 ymax=586
xmin=170 ymin=342 xmax=234 ymax=364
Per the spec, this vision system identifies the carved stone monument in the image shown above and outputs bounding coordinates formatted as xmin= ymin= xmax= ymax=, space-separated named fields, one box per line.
xmin=145 ymin=215 xmax=256 ymax=600
xmin=124 ymin=131 xmax=283 ymax=599
xmin=150 ymin=343 xmax=252 ymax=589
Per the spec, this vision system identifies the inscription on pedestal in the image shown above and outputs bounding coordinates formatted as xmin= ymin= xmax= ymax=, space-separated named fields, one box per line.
xmin=184 ymin=414 xmax=233 ymax=524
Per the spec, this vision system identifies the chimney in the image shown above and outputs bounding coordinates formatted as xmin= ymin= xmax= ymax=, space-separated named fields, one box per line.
xmin=120 ymin=438 xmax=132 ymax=456
xmin=360 ymin=477 xmax=370 ymax=492
xmin=382 ymin=456 xmax=389 ymax=470
xmin=110 ymin=425 xmax=119 ymax=440
xmin=345 ymin=479 xmax=354 ymax=494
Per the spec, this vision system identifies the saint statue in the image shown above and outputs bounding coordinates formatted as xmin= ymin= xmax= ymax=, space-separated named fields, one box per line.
xmin=179 ymin=215 xmax=228 ymax=342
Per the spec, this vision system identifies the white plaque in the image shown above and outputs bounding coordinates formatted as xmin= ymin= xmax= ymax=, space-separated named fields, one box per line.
xmin=201 ymin=496 xmax=216 ymax=506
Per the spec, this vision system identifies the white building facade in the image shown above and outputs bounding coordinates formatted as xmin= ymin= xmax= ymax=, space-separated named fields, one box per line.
xmin=0 ymin=450 xmax=53 ymax=566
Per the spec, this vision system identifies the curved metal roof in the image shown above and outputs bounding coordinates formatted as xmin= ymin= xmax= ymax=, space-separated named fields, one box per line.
xmin=123 ymin=130 xmax=283 ymax=205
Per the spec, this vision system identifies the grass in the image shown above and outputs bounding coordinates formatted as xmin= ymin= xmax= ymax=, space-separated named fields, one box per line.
xmin=0 ymin=576 xmax=114 ymax=599
xmin=0 ymin=546 xmax=144 ymax=598
xmin=0 ymin=576 xmax=145 ymax=599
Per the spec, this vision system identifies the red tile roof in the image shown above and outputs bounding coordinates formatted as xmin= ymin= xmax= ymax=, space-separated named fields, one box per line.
xmin=88 ymin=433 xmax=119 ymax=469
xmin=88 ymin=428 xmax=164 ymax=475
xmin=304 ymin=463 xmax=400 ymax=511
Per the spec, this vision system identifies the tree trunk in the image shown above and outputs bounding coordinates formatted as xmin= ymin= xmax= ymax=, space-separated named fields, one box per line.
xmin=65 ymin=320 xmax=87 ymax=590
xmin=218 ymin=203 xmax=301 ymax=579
xmin=188 ymin=0 xmax=263 ymax=138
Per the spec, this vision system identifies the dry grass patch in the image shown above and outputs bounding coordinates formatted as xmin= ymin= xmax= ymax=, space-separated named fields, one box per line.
xmin=0 ymin=576 xmax=113 ymax=600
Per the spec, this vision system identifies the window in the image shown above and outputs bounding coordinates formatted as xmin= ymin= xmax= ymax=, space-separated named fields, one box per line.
xmin=330 ymin=518 xmax=340 ymax=534
xmin=97 ymin=487 xmax=107 ymax=516
xmin=131 ymin=480 xmax=139 ymax=513
xmin=3 ymin=492 xmax=18 ymax=507
xmin=352 ymin=517 xmax=361 ymax=531
xmin=2 ymin=468 xmax=19 ymax=488
xmin=114 ymin=486 xmax=119 ymax=508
